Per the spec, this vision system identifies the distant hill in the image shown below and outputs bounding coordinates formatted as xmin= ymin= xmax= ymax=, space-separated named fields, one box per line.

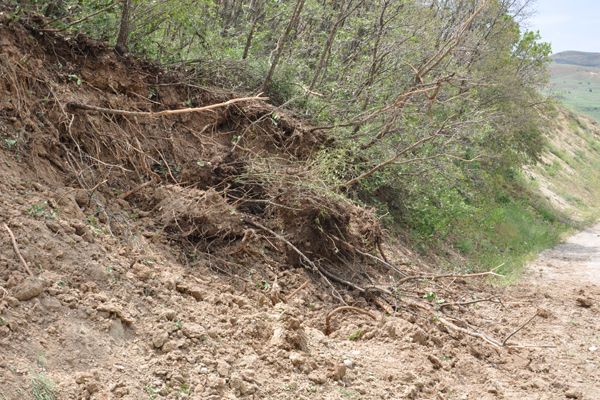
xmin=548 ymin=52 xmax=600 ymax=121
xmin=551 ymin=51 xmax=600 ymax=68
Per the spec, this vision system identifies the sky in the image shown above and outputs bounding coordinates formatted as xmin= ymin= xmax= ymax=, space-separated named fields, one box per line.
xmin=527 ymin=0 xmax=599 ymax=54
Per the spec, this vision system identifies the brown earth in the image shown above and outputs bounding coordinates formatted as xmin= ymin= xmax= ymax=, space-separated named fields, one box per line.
xmin=0 ymin=15 xmax=599 ymax=400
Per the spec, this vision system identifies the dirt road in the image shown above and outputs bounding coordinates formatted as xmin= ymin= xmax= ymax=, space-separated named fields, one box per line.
xmin=493 ymin=224 xmax=600 ymax=399
xmin=531 ymin=224 xmax=600 ymax=285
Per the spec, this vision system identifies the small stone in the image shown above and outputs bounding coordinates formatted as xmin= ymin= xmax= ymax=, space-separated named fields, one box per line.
xmin=537 ymin=308 xmax=551 ymax=318
xmin=152 ymin=331 xmax=169 ymax=349
xmin=41 ymin=296 xmax=62 ymax=311
xmin=75 ymin=372 xmax=94 ymax=384
xmin=86 ymin=381 xmax=100 ymax=394
xmin=182 ymin=323 xmax=206 ymax=339
xmin=576 ymin=297 xmax=593 ymax=308
xmin=45 ymin=220 xmax=61 ymax=233
xmin=329 ymin=363 xmax=346 ymax=381
xmin=343 ymin=359 xmax=354 ymax=369
xmin=288 ymin=352 xmax=305 ymax=367
xmin=162 ymin=340 xmax=177 ymax=353
xmin=194 ymin=383 xmax=205 ymax=395
xmin=308 ymin=372 xmax=327 ymax=384
xmin=229 ymin=375 xmax=248 ymax=396
xmin=5 ymin=296 xmax=19 ymax=307
xmin=411 ymin=329 xmax=429 ymax=346
xmin=207 ymin=375 xmax=226 ymax=390
xmin=565 ymin=391 xmax=582 ymax=399
xmin=427 ymin=354 xmax=443 ymax=370
xmin=216 ymin=360 xmax=230 ymax=377
xmin=161 ymin=309 xmax=177 ymax=321
xmin=13 ymin=277 xmax=45 ymax=301
xmin=241 ymin=369 xmax=255 ymax=382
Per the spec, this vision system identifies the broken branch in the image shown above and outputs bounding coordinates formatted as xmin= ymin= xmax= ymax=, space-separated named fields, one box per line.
xmin=397 ymin=269 xmax=504 ymax=285
xmin=502 ymin=311 xmax=539 ymax=346
xmin=66 ymin=95 xmax=267 ymax=117
xmin=3 ymin=223 xmax=33 ymax=276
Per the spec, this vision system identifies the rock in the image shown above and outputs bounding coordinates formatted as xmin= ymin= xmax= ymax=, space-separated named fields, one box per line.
xmin=329 ymin=363 xmax=346 ymax=381
xmin=5 ymin=296 xmax=19 ymax=308
xmin=109 ymin=319 xmax=126 ymax=340
xmin=41 ymin=296 xmax=62 ymax=311
xmin=576 ymin=297 xmax=593 ymax=308
xmin=45 ymin=220 xmax=61 ymax=233
xmin=427 ymin=354 xmax=443 ymax=370
xmin=176 ymin=282 xmax=205 ymax=301
xmin=308 ymin=371 xmax=327 ymax=384
xmin=565 ymin=391 xmax=582 ymax=399
xmin=343 ymin=359 xmax=354 ymax=369
xmin=86 ymin=381 xmax=100 ymax=394
xmin=13 ymin=277 xmax=45 ymax=301
xmin=288 ymin=352 xmax=305 ymax=368
xmin=152 ymin=331 xmax=170 ymax=349
xmin=182 ymin=323 xmax=206 ymax=339
xmin=403 ymin=385 xmax=419 ymax=399
xmin=162 ymin=340 xmax=178 ymax=353
xmin=537 ymin=308 xmax=551 ymax=318
xmin=207 ymin=375 xmax=226 ymax=390
xmin=193 ymin=383 xmax=205 ymax=395
xmin=411 ymin=329 xmax=429 ymax=346
xmin=229 ymin=374 xmax=256 ymax=396
xmin=216 ymin=360 xmax=230 ymax=377
xmin=161 ymin=309 xmax=177 ymax=321
xmin=269 ymin=305 xmax=307 ymax=351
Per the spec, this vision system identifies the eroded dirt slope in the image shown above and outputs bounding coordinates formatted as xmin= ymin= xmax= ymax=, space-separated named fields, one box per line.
xmin=0 ymin=15 xmax=599 ymax=400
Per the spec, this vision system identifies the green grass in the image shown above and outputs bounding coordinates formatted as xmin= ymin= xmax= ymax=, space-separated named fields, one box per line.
xmin=452 ymin=194 xmax=569 ymax=279
xmin=31 ymin=373 xmax=56 ymax=400
xmin=549 ymin=62 xmax=600 ymax=122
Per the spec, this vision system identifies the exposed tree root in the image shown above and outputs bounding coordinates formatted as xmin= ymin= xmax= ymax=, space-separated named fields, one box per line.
xmin=3 ymin=223 xmax=33 ymax=276
xmin=325 ymin=306 xmax=377 ymax=335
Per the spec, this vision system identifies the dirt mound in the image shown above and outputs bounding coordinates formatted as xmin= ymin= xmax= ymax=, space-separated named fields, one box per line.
xmin=2 ymin=15 xmax=599 ymax=400
xmin=0 ymin=16 xmax=380 ymax=277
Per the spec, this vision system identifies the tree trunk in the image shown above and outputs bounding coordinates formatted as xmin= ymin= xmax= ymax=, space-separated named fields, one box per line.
xmin=261 ymin=0 xmax=306 ymax=92
xmin=115 ymin=0 xmax=131 ymax=54
xmin=242 ymin=0 xmax=262 ymax=60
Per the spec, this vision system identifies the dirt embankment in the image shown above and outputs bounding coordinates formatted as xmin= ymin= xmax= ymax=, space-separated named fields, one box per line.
xmin=0 ymin=16 xmax=599 ymax=400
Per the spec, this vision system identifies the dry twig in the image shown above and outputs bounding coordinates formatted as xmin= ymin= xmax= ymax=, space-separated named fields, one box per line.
xmin=3 ymin=223 xmax=33 ymax=276
xmin=397 ymin=268 xmax=503 ymax=285
xmin=118 ymin=178 xmax=157 ymax=200
xmin=502 ymin=311 xmax=539 ymax=346
xmin=438 ymin=297 xmax=500 ymax=310
xmin=285 ymin=280 xmax=309 ymax=302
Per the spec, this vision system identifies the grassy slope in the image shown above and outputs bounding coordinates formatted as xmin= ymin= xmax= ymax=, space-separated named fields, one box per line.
xmin=431 ymin=108 xmax=600 ymax=279
xmin=548 ymin=62 xmax=600 ymax=121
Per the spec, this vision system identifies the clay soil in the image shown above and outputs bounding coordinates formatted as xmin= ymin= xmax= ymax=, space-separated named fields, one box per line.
xmin=0 ymin=15 xmax=599 ymax=400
